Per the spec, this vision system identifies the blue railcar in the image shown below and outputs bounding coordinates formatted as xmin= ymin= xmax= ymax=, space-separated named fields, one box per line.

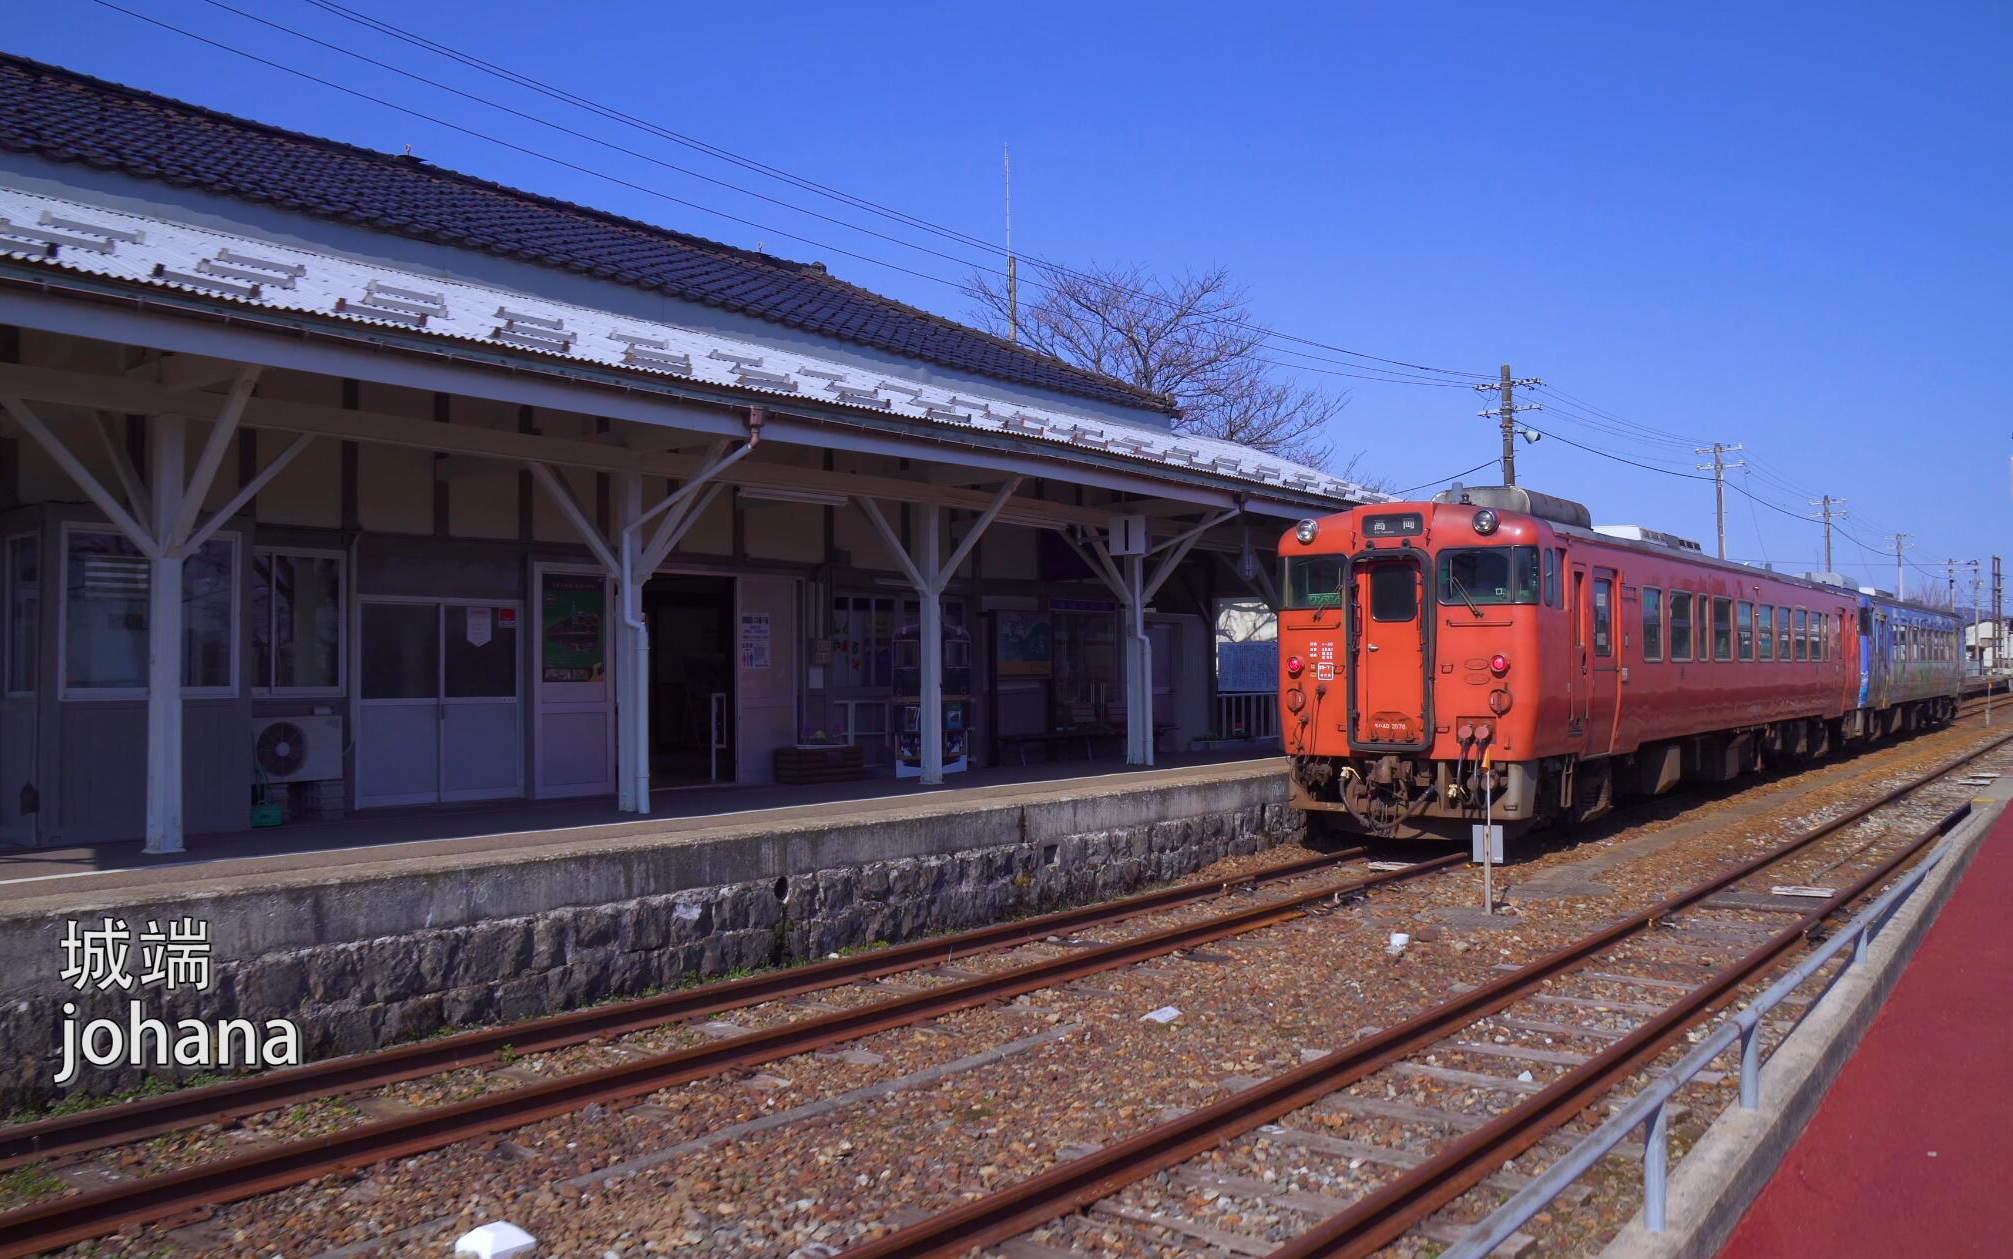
xmin=1852 ymin=590 xmax=1962 ymax=735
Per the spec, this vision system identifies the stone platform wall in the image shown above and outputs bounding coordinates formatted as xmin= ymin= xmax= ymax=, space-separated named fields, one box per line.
xmin=0 ymin=767 xmax=1297 ymax=1110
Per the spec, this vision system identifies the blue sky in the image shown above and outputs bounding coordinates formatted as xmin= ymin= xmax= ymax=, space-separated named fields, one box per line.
xmin=15 ymin=1 xmax=2010 ymax=602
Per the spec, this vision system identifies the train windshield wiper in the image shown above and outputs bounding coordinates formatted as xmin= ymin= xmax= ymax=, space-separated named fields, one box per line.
xmin=1448 ymin=575 xmax=1484 ymax=619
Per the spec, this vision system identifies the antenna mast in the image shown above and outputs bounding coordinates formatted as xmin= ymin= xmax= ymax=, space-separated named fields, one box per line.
xmin=1004 ymin=143 xmax=1018 ymax=343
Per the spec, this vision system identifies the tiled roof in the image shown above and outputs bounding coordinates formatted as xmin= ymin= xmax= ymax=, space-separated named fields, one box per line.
xmin=0 ymin=54 xmax=1173 ymax=414
xmin=0 ymin=185 xmax=1383 ymax=506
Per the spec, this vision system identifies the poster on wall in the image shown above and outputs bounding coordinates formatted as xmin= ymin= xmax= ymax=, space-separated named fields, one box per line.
xmin=740 ymin=612 xmax=771 ymax=670
xmin=465 ymin=605 xmax=493 ymax=648
xmin=996 ymin=611 xmax=1052 ymax=677
xmin=541 ymin=574 xmax=606 ymax=682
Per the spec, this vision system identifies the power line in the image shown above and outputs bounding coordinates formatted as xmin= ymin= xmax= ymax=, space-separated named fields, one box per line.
xmin=92 ymin=0 xmax=1479 ymax=395
xmin=217 ymin=0 xmax=1495 ymax=387
xmin=1397 ymin=458 xmax=1500 ymax=497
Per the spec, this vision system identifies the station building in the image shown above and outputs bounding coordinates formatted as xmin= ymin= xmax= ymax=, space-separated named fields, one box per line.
xmin=0 ymin=56 xmax=1370 ymax=853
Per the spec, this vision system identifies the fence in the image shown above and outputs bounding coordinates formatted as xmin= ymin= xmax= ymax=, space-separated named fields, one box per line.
xmin=1213 ymin=692 xmax=1279 ymax=742
xmin=1439 ymin=805 xmax=1971 ymax=1258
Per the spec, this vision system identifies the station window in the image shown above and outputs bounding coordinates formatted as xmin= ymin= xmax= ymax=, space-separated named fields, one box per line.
xmin=252 ymin=549 xmax=345 ymax=693
xmin=1711 ymin=598 xmax=1733 ymax=661
xmin=1736 ymin=601 xmax=1754 ymax=660
xmin=60 ymin=526 xmax=238 ymax=698
xmin=1757 ymin=605 xmax=1774 ymax=661
xmin=1669 ymin=591 xmax=1694 ymax=661
xmin=1793 ymin=609 xmax=1808 ymax=660
xmin=4 ymin=534 xmax=36 ymax=696
xmin=1777 ymin=606 xmax=1793 ymax=660
xmin=1592 ymin=577 xmax=1612 ymax=656
xmin=1641 ymin=585 xmax=1664 ymax=661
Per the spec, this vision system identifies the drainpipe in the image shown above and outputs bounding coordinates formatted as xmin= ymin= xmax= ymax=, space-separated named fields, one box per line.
xmin=616 ymin=407 xmax=764 ymax=813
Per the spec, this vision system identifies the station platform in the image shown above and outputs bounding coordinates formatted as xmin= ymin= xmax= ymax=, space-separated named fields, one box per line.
xmin=1716 ymin=795 xmax=2013 ymax=1257
xmin=0 ymin=749 xmax=1273 ymax=906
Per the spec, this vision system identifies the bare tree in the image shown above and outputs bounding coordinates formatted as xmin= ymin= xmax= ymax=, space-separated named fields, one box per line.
xmin=1910 ymin=580 xmax=1956 ymax=610
xmin=970 ymin=263 xmax=1381 ymax=481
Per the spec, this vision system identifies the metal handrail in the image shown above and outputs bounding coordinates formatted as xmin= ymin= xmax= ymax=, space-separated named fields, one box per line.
xmin=1440 ymin=822 xmax=1966 ymax=1258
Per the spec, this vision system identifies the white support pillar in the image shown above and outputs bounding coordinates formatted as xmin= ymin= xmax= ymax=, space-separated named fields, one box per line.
xmin=919 ymin=503 xmax=944 ymax=784
xmin=616 ymin=471 xmax=650 ymax=815
xmin=145 ymin=416 xmax=186 ymax=854
xmin=1125 ymin=551 xmax=1150 ymax=766
xmin=854 ymin=479 xmax=1019 ymax=786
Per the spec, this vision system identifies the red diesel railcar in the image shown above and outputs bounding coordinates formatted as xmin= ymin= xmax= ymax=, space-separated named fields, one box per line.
xmin=1276 ymin=486 xmax=1951 ymax=841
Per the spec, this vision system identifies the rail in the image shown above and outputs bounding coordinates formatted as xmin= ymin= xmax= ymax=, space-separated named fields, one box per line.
xmin=1439 ymin=803 xmax=1974 ymax=1259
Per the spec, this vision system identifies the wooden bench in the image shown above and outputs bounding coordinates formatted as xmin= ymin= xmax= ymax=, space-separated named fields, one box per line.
xmin=773 ymin=743 xmax=867 ymax=784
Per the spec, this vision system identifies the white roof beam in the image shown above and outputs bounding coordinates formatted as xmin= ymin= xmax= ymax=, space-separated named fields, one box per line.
xmin=0 ymin=292 xmax=1344 ymax=520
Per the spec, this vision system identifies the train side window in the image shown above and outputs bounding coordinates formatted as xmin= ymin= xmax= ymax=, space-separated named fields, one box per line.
xmin=1712 ymin=597 xmax=1733 ymax=661
xmin=1757 ymin=605 xmax=1774 ymax=660
xmin=1793 ymin=609 xmax=1808 ymax=660
xmin=1641 ymin=586 xmax=1664 ymax=661
xmin=1735 ymin=601 xmax=1754 ymax=660
xmin=1542 ymin=548 xmax=1558 ymax=608
xmin=1778 ymin=606 xmax=1793 ymax=659
xmin=1592 ymin=577 xmax=1613 ymax=657
xmin=1669 ymin=592 xmax=1694 ymax=661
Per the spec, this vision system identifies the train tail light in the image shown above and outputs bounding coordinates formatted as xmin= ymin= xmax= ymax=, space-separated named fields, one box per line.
xmin=1489 ymin=653 xmax=1510 ymax=676
xmin=1286 ymin=655 xmax=1304 ymax=677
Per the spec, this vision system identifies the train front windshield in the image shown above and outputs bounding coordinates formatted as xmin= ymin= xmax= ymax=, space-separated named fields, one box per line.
xmin=1438 ymin=547 xmax=1540 ymax=605
xmin=1284 ymin=555 xmax=1346 ymax=608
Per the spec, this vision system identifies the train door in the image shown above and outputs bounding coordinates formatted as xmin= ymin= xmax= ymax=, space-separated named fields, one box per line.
xmin=1587 ymin=568 xmax=1620 ymax=754
xmin=1347 ymin=553 xmax=1430 ymax=750
xmin=1568 ymin=564 xmax=1590 ymax=737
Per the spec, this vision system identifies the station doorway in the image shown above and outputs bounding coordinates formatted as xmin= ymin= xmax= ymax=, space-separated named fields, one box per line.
xmin=645 ymin=575 xmax=735 ymax=786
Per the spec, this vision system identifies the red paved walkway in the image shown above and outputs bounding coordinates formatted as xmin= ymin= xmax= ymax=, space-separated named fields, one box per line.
xmin=1718 ymin=803 xmax=2013 ymax=1258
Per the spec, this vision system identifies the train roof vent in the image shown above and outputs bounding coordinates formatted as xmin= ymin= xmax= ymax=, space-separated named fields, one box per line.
xmin=1430 ymin=484 xmax=1591 ymax=529
xmin=1800 ymin=571 xmax=1853 ymax=589
xmin=1593 ymin=524 xmax=1704 ymax=552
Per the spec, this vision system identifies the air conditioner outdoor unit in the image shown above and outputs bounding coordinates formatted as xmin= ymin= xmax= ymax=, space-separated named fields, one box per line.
xmin=252 ymin=715 xmax=344 ymax=783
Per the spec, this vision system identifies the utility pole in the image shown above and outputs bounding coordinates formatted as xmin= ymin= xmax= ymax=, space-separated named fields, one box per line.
xmin=1695 ymin=442 xmax=1744 ymax=560
xmin=1888 ymin=533 xmax=1911 ymax=597
xmin=1003 ymin=144 xmax=1018 ymax=343
xmin=1995 ymin=555 xmax=2004 ymax=672
xmin=1967 ymin=560 xmax=1983 ymax=670
xmin=1473 ymin=365 xmax=1542 ymax=486
xmin=1809 ymin=495 xmax=1845 ymax=573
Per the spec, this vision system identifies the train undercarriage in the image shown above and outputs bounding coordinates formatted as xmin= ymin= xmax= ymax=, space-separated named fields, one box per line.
xmin=1291 ymin=696 xmax=1961 ymax=842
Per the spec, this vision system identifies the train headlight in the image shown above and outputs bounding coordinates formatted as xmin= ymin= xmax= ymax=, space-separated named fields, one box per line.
xmin=1286 ymin=655 xmax=1304 ymax=677
xmin=1472 ymin=508 xmax=1499 ymax=535
xmin=1286 ymin=688 xmax=1306 ymax=713
xmin=1294 ymin=518 xmax=1319 ymax=545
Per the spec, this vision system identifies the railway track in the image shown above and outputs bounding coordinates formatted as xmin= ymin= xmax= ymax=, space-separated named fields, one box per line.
xmin=0 ymin=844 xmax=1385 ymax=1173
xmin=0 ymin=848 xmax=1470 ymax=1256
xmin=0 ymin=712 xmax=1993 ymax=1256
xmin=837 ymin=728 xmax=2012 ymax=1259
